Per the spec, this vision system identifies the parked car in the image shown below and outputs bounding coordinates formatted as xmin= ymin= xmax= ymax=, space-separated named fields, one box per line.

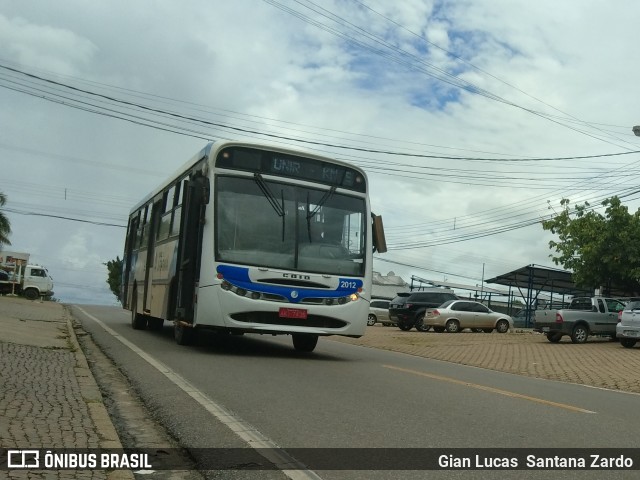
xmin=389 ymin=289 xmax=458 ymax=331
xmin=425 ymin=300 xmax=513 ymax=333
xmin=368 ymin=299 xmax=393 ymax=326
xmin=617 ymin=300 xmax=640 ymax=348
xmin=534 ymin=296 xmax=625 ymax=343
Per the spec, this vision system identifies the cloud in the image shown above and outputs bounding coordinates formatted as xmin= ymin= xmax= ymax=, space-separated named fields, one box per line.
xmin=0 ymin=14 xmax=97 ymax=73
xmin=58 ymin=229 xmax=100 ymax=269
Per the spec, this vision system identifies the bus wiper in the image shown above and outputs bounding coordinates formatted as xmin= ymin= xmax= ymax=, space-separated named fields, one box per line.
xmin=254 ymin=173 xmax=285 ymax=241
xmin=306 ymin=186 xmax=336 ymax=242
xmin=307 ymin=187 xmax=336 ymax=220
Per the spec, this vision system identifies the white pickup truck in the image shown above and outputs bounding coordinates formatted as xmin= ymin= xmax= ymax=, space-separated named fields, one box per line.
xmin=533 ymin=296 xmax=626 ymax=344
xmin=0 ymin=251 xmax=54 ymax=300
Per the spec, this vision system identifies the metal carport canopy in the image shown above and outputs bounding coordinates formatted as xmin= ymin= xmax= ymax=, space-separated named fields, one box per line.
xmin=485 ymin=264 xmax=591 ymax=296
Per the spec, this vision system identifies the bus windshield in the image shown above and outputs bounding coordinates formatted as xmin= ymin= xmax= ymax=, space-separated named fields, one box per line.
xmin=215 ymin=176 xmax=366 ymax=276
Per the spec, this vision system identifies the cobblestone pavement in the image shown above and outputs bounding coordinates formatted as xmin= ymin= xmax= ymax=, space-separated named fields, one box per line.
xmin=330 ymin=325 xmax=640 ymax=394
xmin=0 ymin=297 xmax=132 ymax=480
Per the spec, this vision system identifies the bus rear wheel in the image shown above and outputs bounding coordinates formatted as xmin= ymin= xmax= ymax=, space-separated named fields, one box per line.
xmin=292 ymin=334 xmax=318 ymax=352
xmin=131 ymin=293 xmax=147 ymax=330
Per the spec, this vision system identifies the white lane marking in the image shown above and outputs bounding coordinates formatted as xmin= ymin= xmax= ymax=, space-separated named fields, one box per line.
xmin=76 ymin=307 xmax=323 ymax=480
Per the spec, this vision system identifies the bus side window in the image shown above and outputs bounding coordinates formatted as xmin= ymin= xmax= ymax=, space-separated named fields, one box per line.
xmin=133 ymin=212 xmax=144 ymax=250
xmin=170 ymin=180 xmax=185 ymax=237
xmin=127 ymin=213 xmax=140 ymax=253
xmin=140 ymin=205 xmax=150 ymax=248
xmin=157 ymin=185 xmax=176 ymax=240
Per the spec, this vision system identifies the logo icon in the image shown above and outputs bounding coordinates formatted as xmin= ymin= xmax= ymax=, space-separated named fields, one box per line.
xmin=8 ymin=450 xmax=40 ymax=469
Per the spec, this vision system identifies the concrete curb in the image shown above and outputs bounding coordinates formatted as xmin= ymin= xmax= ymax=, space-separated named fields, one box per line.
xmin=65 ymin=312 xmax=136 ymax=480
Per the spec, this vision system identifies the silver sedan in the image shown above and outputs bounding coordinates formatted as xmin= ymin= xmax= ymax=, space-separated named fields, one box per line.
xmin=425 ymin=300 xmax=513 ymax=333
xmin=368 ymin=299 xmax=394 ymax=326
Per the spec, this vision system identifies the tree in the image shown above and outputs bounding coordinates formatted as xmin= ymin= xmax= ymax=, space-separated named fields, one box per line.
xmin=104 ymin=256 xmax=123 ymax=301
xmin=0 ymin=192 xmax=12 ymax=247
xmin=542 ymin=196 xmax=640 ymax=295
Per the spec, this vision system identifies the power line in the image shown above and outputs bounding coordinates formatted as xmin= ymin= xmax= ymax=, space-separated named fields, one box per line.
xmin=3 ymin=208 xmax=126 ymax=228
xmin=3 ymin=63 xmax=640 ymax=250
xmin=262 ymin=0 xmax=637 ymax=150
xmin=374 ymin=255 xmax=483 ymax=283
xmin=2 ymin=63 xmax=640 ymax=163
xmin=353 ymin=0 xmax=636 ymax=150
xmin=0 ymin=57 xmax=550 ymax=159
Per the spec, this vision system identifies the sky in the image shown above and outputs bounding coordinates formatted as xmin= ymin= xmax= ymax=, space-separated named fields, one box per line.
xmin=1 ymin=0 xmax=640 ymax=305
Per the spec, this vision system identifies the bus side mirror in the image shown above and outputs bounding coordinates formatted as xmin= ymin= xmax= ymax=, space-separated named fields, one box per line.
xmin=372 ymin=214 xmax=387 ymax=253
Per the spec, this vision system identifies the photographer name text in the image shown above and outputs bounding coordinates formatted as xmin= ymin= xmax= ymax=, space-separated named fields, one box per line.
xmin=439 ymin=454 xmax=634 ymax=469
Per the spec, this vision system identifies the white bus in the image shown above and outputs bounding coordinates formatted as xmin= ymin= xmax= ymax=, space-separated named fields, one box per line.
xmin=121 ymin=140 xmax=386 ymax=352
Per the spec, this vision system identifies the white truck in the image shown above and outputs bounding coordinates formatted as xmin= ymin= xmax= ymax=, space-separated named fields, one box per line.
xmin=0 ymin=251 xmax=54 ymax=300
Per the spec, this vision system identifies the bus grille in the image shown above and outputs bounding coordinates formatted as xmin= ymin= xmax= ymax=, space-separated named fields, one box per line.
xmin=231 ymin=312 xmax=347 ymax=329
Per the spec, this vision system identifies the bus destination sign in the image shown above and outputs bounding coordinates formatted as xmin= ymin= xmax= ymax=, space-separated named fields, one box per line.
xmin=217 ymin=147 xmax=365 ymax=192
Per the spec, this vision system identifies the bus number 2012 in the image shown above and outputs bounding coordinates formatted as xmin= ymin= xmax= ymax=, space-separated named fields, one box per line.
xmin=340 ymin=281 xmax=358 ymax=289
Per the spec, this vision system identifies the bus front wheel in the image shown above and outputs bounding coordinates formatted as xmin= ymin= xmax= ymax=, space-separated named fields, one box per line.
xmin=292 ymin=334 xmax=318 ymax=352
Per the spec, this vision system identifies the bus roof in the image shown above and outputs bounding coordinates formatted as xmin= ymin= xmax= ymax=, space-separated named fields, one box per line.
xmin=128 ymin=139 xmax=368 ymax=215
xmin=129 ymin=142 xmax=213 ymax=214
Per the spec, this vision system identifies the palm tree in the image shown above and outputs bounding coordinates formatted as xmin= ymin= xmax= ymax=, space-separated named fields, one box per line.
xmin=0 ymin=192 xmax=12 ymax=247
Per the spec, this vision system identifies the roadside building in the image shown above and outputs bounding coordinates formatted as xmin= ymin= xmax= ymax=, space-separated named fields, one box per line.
xmin=372 ymin=271 xmax=410 ymax=300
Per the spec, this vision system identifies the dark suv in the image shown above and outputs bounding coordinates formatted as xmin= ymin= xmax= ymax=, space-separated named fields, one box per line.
xmin=389 ymin=290 xmax=458 ymax=331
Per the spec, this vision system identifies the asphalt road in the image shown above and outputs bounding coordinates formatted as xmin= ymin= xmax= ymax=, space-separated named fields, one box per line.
xmin=71 ymin=305 xmax=640 ymax=480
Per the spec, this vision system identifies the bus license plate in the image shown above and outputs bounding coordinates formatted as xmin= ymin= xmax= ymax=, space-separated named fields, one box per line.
xmin=279 ymin=308 xmax=308 ymax=319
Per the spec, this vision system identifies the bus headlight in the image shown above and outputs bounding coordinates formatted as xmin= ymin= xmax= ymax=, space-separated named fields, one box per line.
xmin=221 ymin=281 xmax=231 ymax=290
xmin=350 ymin=293 xmax=359 ymax=302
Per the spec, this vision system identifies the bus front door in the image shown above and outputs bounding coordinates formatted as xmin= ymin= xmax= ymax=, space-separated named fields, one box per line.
xmin=175 ymin=175 xmax=208 ymax=323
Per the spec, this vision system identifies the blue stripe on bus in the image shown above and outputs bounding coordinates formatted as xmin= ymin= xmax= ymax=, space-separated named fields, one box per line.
xmin=216 ymin=264 xmax=362 ymax=304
